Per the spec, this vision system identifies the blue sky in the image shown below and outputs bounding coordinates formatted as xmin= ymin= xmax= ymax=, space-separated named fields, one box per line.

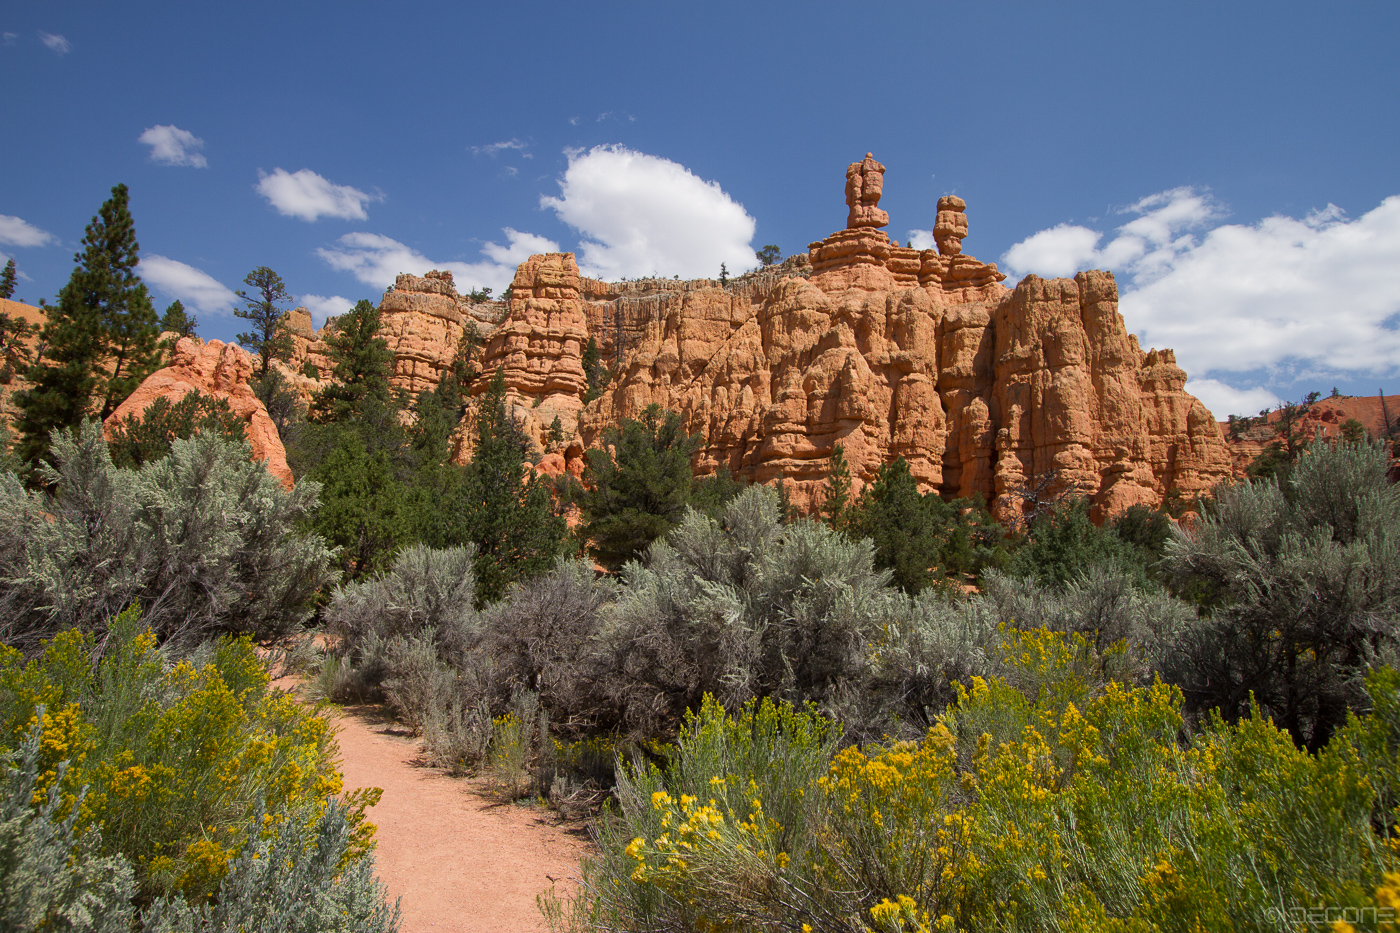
xmin=2 ymin=1 xmax=1397 ymax=419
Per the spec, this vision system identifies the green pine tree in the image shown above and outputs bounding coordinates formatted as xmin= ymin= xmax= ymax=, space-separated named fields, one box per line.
xmin=159 ymin=299 xmax=197 ymax=338
xmin=458 ymin=368 xmax=567 ymax=604
xmin=308 ymin=430 xmax=410 ymax=579
xmin=235 ymin=266 xmax=294 ymax=377
xmin=0 ymin=310 xmax=39 ymax=378
xmin=411 ymin=323 xmax=480 ymax=464
xmin=578 ymin=404 xmax=704 ymax=570
xmin=0 ymin=258 xmax=16 ymax=299
xmin=311 ymin=299 xmax=394 ymax=423
xmin=14 ymin=183 xmax=161 ymax=470
xmin=846 ymin=457 xmax=947 ymax=594
xmin=581 ymin=335 xmax=607 ymax=403
xmin=755 ymin=244 xmax=782 ymax=266
xmin=820 ymin=444 xmax=853 ymax=531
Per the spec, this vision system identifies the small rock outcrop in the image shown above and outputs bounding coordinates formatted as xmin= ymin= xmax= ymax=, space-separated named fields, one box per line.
xmin=933 ymin=196 xmax=968 ymax=257
xmin=105 ymin=338 xmax=293 ymax=488
xmin=1221 ymin=393 xmax=1400 ymax=477
xmin=845 ymin=153 xmax=890 ymax=230
xmin=282 ymin=270 xmax=508 ymax=405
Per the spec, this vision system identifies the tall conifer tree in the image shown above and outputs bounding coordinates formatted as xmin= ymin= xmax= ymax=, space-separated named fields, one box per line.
xmin=14 ymin=184 xmax=160 ymax=468
xmin=311 ymin=299 xmax=394 ymax=423
xmin=235 ymin=266 xmax=293 ymax=377
xmin=0 ymin=259 xmax=16 ymax=299
xmin=159 ymin=299 xmax=197 ymax=338
xmin=459 ymin=368 xmax=567 ymax=604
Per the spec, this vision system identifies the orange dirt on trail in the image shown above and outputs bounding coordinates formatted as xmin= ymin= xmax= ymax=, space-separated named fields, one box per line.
xmin=327 ymin=700 xmax=593 ymax=933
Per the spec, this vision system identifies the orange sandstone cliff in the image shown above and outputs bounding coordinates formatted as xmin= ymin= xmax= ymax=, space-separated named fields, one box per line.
xmin=560 ymin=155 xmax=1227 ymax=520
xmin=280 ymin=270 xmax=509 ymax=406
xmin=276 ymin=155 xmax=1232 ymax=519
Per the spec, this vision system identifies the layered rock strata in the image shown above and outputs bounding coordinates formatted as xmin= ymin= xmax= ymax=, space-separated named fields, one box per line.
xmin=269 ymin=155 xmax=1233 ymax=520
xmin=465 ymin=254 xmax=593 ymax=467
xmin=282 ymin=270 xmax=507 ymax=404
xmin=556 ymin=154 xmax=1230 ymax=519
xmin=105 ymin=338 xmax=294 ymax=488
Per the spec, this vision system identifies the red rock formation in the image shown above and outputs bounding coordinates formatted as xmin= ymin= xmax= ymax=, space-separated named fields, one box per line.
xmin=561 ymin=155 xmax=1232 ymax=519
xmin=281 ymin=270 xmax=508 ymax=405
xmin=845 ymin=153 xmax=890 ymax=230
xmin=104 ymin=338 xmax=293 ymax=488
xmin=934 ymin=196 xmax=968 ymax=257
xmin=1220 ymin=393 xmax=1400 ymax=477
xmin=470 ymin=254 xmax=592 ymax=456
xmin=277 ymin=155 xmax=1233 ymax=522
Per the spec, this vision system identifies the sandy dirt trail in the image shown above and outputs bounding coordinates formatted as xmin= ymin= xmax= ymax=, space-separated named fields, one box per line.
xmin=328 ymin=703 xmax=593 ymax=933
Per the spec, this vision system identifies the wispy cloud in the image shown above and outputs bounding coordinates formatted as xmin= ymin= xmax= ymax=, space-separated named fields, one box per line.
xmin=3 ymin=33 xmax=17 ymax=46
xmin=470 ymin=138 xmax=531 ymax=158
xmin=317 ymin=227 xmax=559 ymax=296
xmin=1002 ymin=187 xmax=1222 ymax=281
xmin=138 ymin=125 xmax=208 ymax=168
xmin=541 ymin=144 xmax=756 ymax=280
xmin=139 ymin=255 xmax=238 ymax=316
xmin=0 ymin=215 xmax=57 ymax=248
xmin=1001 ymin=188 xmax=1400 ymax=416
xmin=38 ymin=32 xmax=69 ymax=54
xmin=255 ymin=168 xmax=379 ymax=222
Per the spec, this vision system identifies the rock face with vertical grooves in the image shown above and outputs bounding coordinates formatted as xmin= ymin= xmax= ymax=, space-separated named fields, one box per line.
xmin=281 ymin=270 xmax=508 ymax=405
xmin=563 ymin=155 xmax=1230 ymax=519
xmin=275 ymin=156 xmax=1234 ymax=518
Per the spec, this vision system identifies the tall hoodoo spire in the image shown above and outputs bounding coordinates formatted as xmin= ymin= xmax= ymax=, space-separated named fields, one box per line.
xmin=844 ymin=153 xmax=889 ymax=229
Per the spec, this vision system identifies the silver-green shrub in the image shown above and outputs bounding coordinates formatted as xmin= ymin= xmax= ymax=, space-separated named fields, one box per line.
xmin=1163 ymin=439 xmax=1400 ymax=749
xmin=322 ymin=544 xmax=479 ymax=705
xmin=0 ymin=421 xmax=335 ymax=652
xmin=0 ymin=719 xmax=135 ymax=933
xmin=977 ymin=565 xmax=1196 ymax=680
xmin=326 ymin=544 xmax=479 ymax=664
xmin=144 ymin=798 xmax=400 ymax=933
xmin=479 ymin=556 xmax=616 ymax=723
xmin=592 ymin=486 xmax=899 ymax=736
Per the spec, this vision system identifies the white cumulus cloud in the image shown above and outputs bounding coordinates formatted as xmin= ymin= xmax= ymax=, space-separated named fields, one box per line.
xmin=1001 ymin=189 xmax=1400 ymax=416
xmin=38 ymin=32 xmax=69 ymax=54
xmin=139 ymin=255 xmax=238 ymax=316
xmin=540 ymin=145 xmax=757 ymax=280
xmin=138 ymin=125 xmax=207 ymax=167
xmin=1182 ymin=379 xmax=1282 ymax=422
xmin=0 ymin=215 xmax=57 ymax=248
xmin=1001 ymin=224 xmax=1105 ymax=279
xmin=1002 ymin=188 xmax=1222 ymax=282
xmin=317 ymin=227 xmax=560 ymax=296
xmin=299 ymin=294 xmax=356 ymax=329
xmin=256 ymin=168 xmax=378 ymax=222
xmin=906 ymin=230 xmax=936 ymax=251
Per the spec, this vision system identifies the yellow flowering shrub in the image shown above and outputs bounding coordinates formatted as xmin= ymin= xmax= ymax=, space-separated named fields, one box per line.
xmin=555 ymin=629 xmax=1400 ymax=933
xmin=0 ymin=607 xmax=372 ymax=905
